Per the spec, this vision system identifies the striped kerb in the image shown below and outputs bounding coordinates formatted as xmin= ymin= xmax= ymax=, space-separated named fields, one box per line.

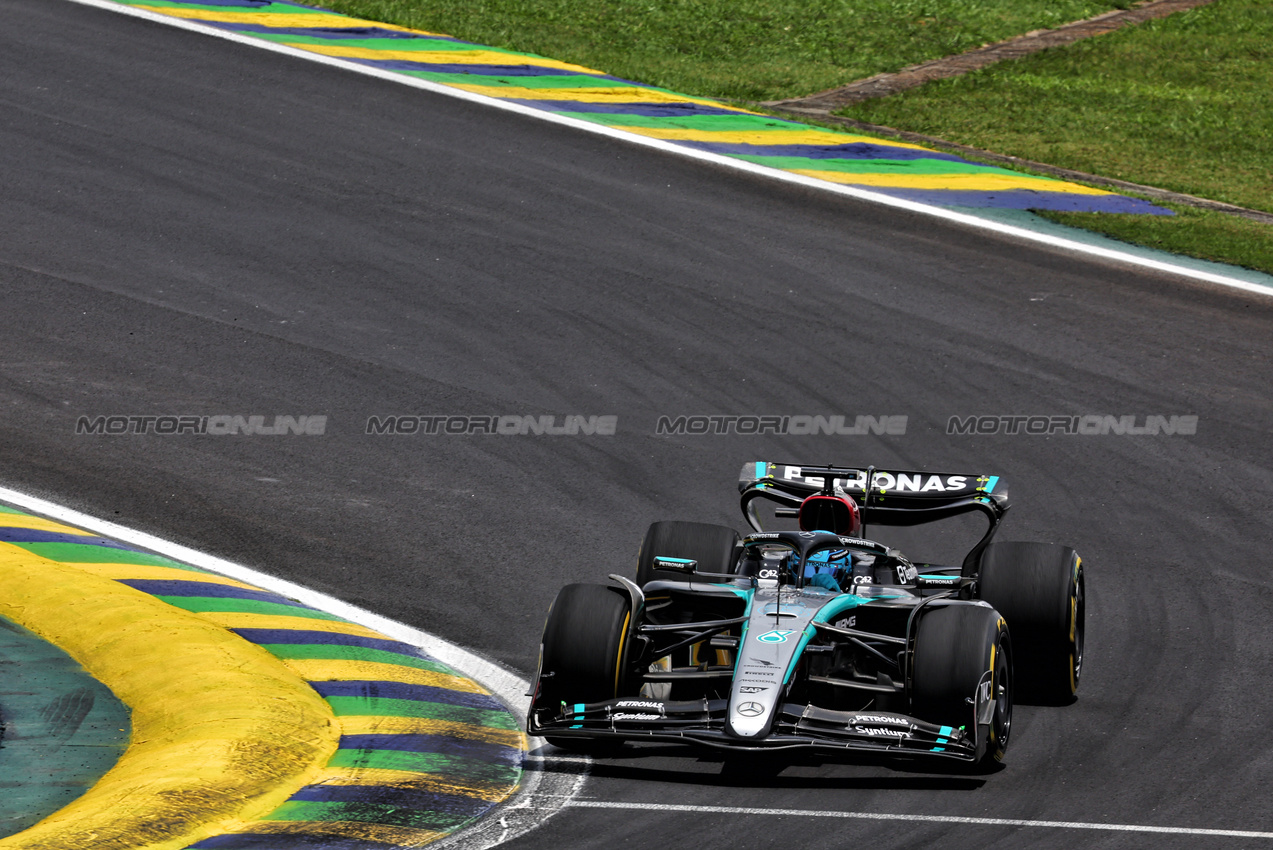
xmin=0 ymin=508 xmax=524 ymax=849
xmin=105 ymin=0 xmax=1171 ymax=214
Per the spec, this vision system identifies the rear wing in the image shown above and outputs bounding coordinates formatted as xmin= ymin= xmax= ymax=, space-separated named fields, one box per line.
xmin=738 ymin=462 xmax=1010 ymax=571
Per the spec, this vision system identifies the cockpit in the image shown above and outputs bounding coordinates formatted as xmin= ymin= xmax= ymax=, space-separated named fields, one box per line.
xmin=734 ymin=531 xmax=915 ymax=593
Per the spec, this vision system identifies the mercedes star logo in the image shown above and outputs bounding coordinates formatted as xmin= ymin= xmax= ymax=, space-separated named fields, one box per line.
xmin=737 ymin=702 xmax=764 ymax=717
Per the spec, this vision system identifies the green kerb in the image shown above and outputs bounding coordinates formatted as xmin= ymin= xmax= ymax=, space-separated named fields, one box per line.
xmin=261 ymin=800 xmax=473 ymax=830
xmin=260 ymin=644 xmax=455 ymax=673
xmin=560 ymin=112 xmax=804 ymax=131
xmin=322 ymin=748 xmax=520 ymax=784
xmin=324 ymin=696 xmax=518 ymax=730
xmin=401 ymin=71 xmax=623 ymax=89
xmin=734 ymin=155 xmax=1051 ymax=178
xmin=253 ymin=33 xmax=514 ymax=52
xmin=153 ymin=596 xmax=346 ymax=620
xmin=124 ymin=0 xmax=326 ymax=11
xmin=7 ymin=541 xmax=191 ymax=568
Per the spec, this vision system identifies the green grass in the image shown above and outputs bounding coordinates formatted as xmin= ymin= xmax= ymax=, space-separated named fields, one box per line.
xmin=1037 ymin=204 xmax=1273 ymax=275
xmin=836 ymin=0 xmax=1273 ymax=274
xmin=315 ymin=0 xmax=1134 ymax=101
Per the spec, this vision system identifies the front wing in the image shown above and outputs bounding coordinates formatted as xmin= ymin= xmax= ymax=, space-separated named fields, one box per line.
xmin=530 ymin=697 xmax=978 ymax=761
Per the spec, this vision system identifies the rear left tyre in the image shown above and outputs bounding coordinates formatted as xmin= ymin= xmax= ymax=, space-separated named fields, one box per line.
xmin=977 ymin=542 xmax=1084 ymax=704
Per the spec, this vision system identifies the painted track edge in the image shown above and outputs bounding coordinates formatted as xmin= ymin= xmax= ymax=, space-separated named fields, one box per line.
xmin=0 ymin=483 xmax=585 ymax=850
xmin=56 ymin=0 xmax=1273 ymax=300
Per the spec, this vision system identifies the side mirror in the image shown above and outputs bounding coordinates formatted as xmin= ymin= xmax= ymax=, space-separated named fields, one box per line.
xmin=653 ymin=557 xmax=698 ymax=573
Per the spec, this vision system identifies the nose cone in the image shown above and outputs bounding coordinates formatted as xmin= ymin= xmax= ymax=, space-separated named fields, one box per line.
xmin=728 ymin=698 xmax=772 ymax=737
xmin=728 ymin=635 xmax=788 ymax=738
xmin=728 ymin=588 xmax=823 ymax=739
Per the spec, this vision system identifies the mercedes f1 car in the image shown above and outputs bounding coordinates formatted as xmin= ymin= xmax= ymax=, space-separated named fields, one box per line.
xmin=528 ymin=462 xmax=1085 ymax=766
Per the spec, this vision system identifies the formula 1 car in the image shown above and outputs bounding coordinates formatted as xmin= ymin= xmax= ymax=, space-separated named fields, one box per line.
xmin=527 ymin=462 xmax=1085 ymax=766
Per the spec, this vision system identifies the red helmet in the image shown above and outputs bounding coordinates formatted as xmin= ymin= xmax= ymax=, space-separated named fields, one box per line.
xmin=798 ymin=494 xmax=860 ymax=536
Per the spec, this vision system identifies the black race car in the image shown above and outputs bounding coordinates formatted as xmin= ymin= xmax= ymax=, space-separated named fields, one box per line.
xmin=528 ymin=462 xmax=1085 ymax=766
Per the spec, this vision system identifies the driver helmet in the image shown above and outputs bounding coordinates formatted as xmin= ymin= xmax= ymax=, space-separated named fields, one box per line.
xmin=798 ymin=494 xmax=861 ymax=536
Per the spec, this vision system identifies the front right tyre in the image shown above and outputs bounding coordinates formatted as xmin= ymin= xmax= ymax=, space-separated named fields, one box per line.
xmin=539 ymin=582 xmax=632 ymax=705
xmin=536 ymin=583 xmax=633 ymax=752
xmin=635 ymin=520 xmax=740 ymax=587
xmin=912 ymin=603 xmax=1012 ymax=766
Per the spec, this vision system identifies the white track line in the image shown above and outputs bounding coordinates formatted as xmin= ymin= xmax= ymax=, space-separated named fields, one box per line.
xmin=560 ymin=801 xmax=1273 ymax=839
xmin=0 ymin=483 xmax=584 ymax=849
xmin=62 ymin=0 xmax=1273 ymax=300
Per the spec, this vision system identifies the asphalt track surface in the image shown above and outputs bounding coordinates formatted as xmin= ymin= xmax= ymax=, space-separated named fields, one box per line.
xmin=2 ymin=1 xmax=1272 ymax=848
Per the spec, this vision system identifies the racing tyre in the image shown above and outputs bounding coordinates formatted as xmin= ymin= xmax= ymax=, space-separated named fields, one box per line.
xmin=912 ymin=604 xmax=1012 ymax=766
xmin=636 ymin=520 xmax=740 ymax=587
xmin=538 ymin=583 xmax=633 ymax=752
xmin=539 ymin=583 xmax=632 ymax=704
xmin=977 ymin=542 xmax=1084 ymax=704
